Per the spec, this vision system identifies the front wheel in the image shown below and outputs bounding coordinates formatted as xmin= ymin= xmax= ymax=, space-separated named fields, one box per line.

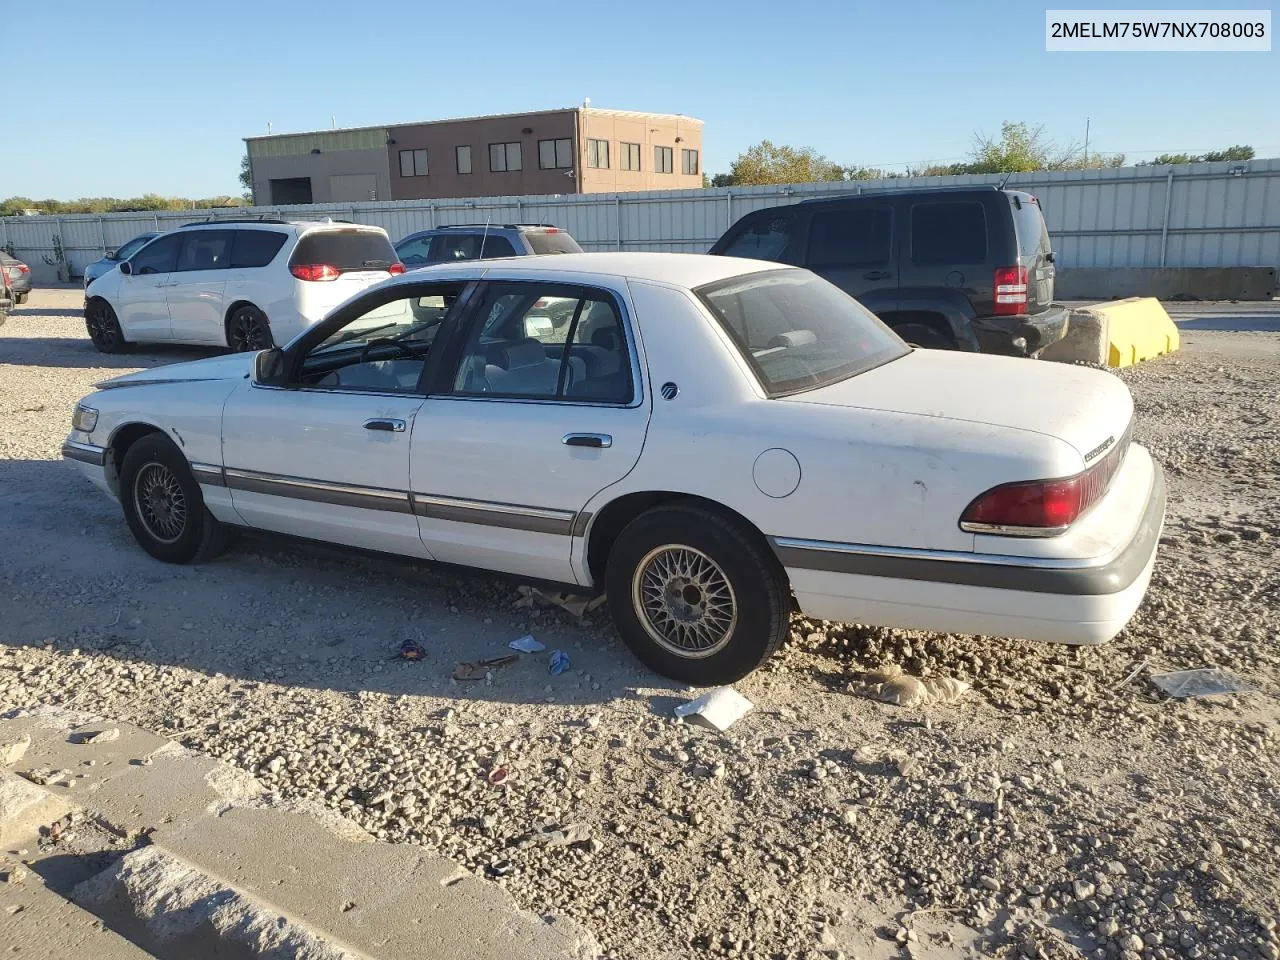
xmin=85 ymin=299 xmax=129 ymax=354
xmin=15 ymin=292 xmax=28 ymax=305
xmin=605 ymin=504 xmax=790 ymax=685
xmin=119 ymin=434 xmax=229 ymax=564
xmin=226 ymin=305 xmax=273 ymax=352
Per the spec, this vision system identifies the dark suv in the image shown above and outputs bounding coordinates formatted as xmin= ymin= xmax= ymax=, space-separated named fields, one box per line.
xmin=709 ymin=186 xmax=1066 ymax=355
xmin=395 ymin=223 xmax=583 ymax=267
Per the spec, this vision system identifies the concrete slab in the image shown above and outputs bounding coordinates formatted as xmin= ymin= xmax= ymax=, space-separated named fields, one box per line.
xmin=0 ymin=770 xmax=73 ymax=850
xmin=0 ymin=870 xmax=157 ymax=960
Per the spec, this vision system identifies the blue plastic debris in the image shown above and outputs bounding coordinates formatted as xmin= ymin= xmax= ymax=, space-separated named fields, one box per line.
xmin=548 ymin=649 xmax=571 ymax=676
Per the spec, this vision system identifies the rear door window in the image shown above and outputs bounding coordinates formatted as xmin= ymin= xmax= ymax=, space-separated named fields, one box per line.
xmin=290 ymin=229 xmax=397 ymax=273
xmin=524 ymin=231 xmax=583 ymax=255
xmin=910 ymin=202 xmax=988 ymax=265
xmin=130 ymin=233 xmax=182 ymax=275
xmin=717 ymin=213 xmax=798 ymax=262
xmin=230 ymin=230 xmax=288 ymax=268
xmin=806 ymin=207 xmax=893 ymax=267
xmin=175 ymin=230 xmax=234 ymax=272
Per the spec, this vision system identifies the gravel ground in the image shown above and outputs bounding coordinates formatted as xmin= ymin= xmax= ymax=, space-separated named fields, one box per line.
xmin=2 ymin=289 xmax=1278 ymax=960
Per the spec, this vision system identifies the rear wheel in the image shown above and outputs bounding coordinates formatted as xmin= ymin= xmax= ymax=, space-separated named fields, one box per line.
xmin=85 ymin=299 xmax=129 ymax=354
xmin=15 ymin=292 xmax=27 ymax=305
xmin=605 ymin=504 xmax=790 ymax=685
xmin=893 ymin=322 xmax=956 ymax=350
xmin=226 ymin=305 xmax=273 ymax=352
xmin=119 ymin=434 xmax=228 ymax=564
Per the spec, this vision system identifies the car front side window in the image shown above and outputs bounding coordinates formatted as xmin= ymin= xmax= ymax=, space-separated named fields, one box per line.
xmin=448 ymin=282 xmax=633 ymax=403
xmin=129 ymin=234 xmax=182 ymax=275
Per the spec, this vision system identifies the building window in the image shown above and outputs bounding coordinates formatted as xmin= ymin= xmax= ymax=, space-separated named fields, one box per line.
xmin=682 ymin=148 xmax=699 ymax=176
xmin=538 ymin=138 xmax=573 ymax=170
xmin=586 ymin=139 xmax=609 ymax=169
xmin=456 ymin=145 xmax=472 ymax=175
xmin=489 ymin=142 xmax=522 ymax=172
xmin=620 ymin=142 xmax=641 ymax=171
xmin=399 ymin=149 xmax=428 ymax=177
xmin=655 ymin=145 xmax=674 ymax=174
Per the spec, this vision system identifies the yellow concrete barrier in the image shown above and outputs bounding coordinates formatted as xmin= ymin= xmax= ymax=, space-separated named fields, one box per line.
xmin=1095 ymin=297 xmax=1181 ymax=368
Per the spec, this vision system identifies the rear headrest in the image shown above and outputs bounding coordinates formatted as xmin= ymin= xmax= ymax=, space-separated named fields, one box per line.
xmin=768 ymin=329 xmax=817 ymax=348
xmin=502 ymin=339 xmax=546 ymax=369
xmin=591 ymin=327 xmax=619 ymax=349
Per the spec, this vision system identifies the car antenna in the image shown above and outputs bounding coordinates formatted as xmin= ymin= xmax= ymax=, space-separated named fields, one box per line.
xmin=480 ymin=216 xmax=491 ymax=258
xmin=998 ymin=171 xmax=1014 ymax=190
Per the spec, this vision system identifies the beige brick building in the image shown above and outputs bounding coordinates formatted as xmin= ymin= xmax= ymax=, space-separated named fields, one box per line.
xmin=245 ymin=108 xmax=703 ymax=205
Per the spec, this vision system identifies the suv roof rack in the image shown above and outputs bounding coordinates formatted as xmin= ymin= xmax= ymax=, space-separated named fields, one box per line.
xmin=796 ymin=184 xmax=1007 ymax=205
xmin=433 ymin=223 xmax=558 ymax=231
xmin=179 ymin=216 xmax=357 ymax=228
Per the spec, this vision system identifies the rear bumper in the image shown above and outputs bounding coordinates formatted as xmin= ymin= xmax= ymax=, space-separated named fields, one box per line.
xmin=972 ymin=306 xmax=1070 ymax=356
xmin=775 ymin=458 xmax=1165 ymax=645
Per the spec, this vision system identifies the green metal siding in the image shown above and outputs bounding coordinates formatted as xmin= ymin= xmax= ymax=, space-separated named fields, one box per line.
xmin=248 ymin=129 xmax=387 ymax=158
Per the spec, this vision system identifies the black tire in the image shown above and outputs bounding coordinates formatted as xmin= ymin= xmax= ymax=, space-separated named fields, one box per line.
xmin=119 ymin=434 xmax=229 ymax=564
xmin=893 ymin=322 xmax=956 ymax=350
xmin=226 ymin=305 xmax=273 ymax=352
xmin=85 ymin=299 xmax=129 ymax=354
xmin=605 ymin=504 xmax=790 ymax=685
xmin=15 ymin=292 xmax=28 ymax=305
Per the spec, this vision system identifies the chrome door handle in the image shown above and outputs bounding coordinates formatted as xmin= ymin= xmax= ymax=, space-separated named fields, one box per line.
xmin=563 ymin=433 xmax=611 ymax=448
xmin=364 ymin=418 xmax=406 ymax=433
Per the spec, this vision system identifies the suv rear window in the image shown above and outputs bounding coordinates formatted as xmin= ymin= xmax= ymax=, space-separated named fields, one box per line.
xmin=1012 ymin=196 xmax=1050 ymax=259
xmin=291 ymin=229 xmax=397 ymax=272
xmin=524 ymin=231 xmax=583 ymax=255
xmin=910 ymin=202 xmax=987 ymax=265
xmin=697 ymin=269 xmax=908 ymax=397
xmin=717 ymin=214 xmax=797 ymax=261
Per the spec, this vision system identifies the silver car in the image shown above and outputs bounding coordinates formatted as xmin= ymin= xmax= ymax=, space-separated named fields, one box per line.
xmin=83 ymin=232 xmax=160 ymax=289
xmin=1 ymin=253 xmax=32 ymax=303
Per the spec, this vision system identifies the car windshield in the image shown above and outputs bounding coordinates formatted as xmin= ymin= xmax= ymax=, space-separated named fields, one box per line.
xmin=697 ymin=269 xmax=909 ymax=396
xmin=111 ymin=235 xmax=156 ymax=261
xmin=310 ymin=293 xmax=456 ymax=356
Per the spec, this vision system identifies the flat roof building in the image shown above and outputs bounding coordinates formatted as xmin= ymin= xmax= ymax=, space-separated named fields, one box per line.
xmin=245 ymin=107 xmax=704 ymax=206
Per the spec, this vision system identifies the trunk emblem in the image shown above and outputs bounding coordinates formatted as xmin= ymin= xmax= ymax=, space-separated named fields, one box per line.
xmin=1083 ymin=435 xmax=1116 ymax=463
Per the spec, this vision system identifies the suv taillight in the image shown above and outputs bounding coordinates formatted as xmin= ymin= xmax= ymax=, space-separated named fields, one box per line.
xmin=993 ymin=265 xmax=1028 ymax=316
xmin=388 ymin=262 xmax=405 ymax=276
xmin=290 ymin=264 xmax=340 ymax=282
xmin=961 ymin=432 xmax=1129 ymax=535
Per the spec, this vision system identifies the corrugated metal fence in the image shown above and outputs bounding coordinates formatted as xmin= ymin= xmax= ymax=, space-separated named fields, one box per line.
xmin=3 ymin=158 xmax=1278 ymax=284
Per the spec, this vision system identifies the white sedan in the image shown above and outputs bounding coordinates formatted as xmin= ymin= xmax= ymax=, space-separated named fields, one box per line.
xmin=62 ymin=254 xmax=1165 ymax=684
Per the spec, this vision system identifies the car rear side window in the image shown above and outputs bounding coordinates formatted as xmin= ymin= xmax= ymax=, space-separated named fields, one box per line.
xmin=524 ymin=231 xmax=583 ymax=255
xmin=176 ymin=230 xmax=233 ymax=272
xmin=130 ymin=233 xmax=182 ymax=275
xmin=230 ymin=230 xmax=288 ymax=269
xmin=698 ymin=269 xmax=909 ymax=397
xmin=478 ymin=235 xmax=516 ymax=258
xmin=718 ymin=214 xmax=796 ymax=262
xmin=806 ymin=207 xmax=892 ymax=267
xmin=291 ymin=230 xmax=397 ymax=273
xmin=910 ymin=201 xmax=987 ymax=265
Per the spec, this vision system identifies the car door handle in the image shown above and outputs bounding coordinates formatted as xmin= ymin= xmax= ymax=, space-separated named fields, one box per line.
xmin=563 ymin=433 xmax=612 ymax=449
xmin=364 ymin=418 xmax=406 ymax=433
xmin=863 ymin=270 xmax=892 ymax=281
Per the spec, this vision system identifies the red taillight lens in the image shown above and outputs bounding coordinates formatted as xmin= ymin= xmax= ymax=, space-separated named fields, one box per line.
xmin=962 ymin=477 xmax=1083 ymax=531
xmin=290 ymin=263 xmax=340 ymax=282
xmin=993 ymin=265 xmax=1028 ymax=316
xmin=388 ymin=262 xmax=405 ymax=276
xmin=17 ymin=264 xmax=29 ymax=275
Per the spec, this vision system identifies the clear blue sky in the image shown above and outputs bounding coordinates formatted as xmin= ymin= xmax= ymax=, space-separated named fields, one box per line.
xmin=3 ymin=0 xmax=1277 ymax=198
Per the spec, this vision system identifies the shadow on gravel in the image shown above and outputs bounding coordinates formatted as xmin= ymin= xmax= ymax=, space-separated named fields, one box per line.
xmin=0 ymin=336 xmax=220 ymax=369
xmin=9 ymin=307 xmax=81 ymax=319
xmin=1176 ymin=315 xmax=1280 ymax=332
xmin=0 ymin=457 xmax=663 ymax=708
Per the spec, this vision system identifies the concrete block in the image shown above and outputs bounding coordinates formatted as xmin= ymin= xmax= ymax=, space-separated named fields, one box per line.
xmin=1041 ymin=298 xmax=1179 ymax=369
xmin=0 ymin=770 xmax=74 ymax=849
xmin=1039 ymin=308 xmax=1108 ymax=366
xmin=1055 ymin=266 xmax=1277 ymax=301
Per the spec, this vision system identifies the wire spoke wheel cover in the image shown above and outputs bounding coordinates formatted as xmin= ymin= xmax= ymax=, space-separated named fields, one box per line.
xmin=631 ymin=544 xmax=738 ymax=659
xmin=133 ymin=462 xmax=188 ymax=543
xmin=230 ymin=311 xmax=269 ymax=352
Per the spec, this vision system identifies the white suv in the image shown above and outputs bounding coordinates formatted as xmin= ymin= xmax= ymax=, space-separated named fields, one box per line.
xmin=83 ymin=219 xmax=404 ymax=353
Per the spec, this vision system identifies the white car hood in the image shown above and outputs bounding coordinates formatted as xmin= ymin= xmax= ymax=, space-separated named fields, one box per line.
xmin=786 ymin=349 xmax=1133 ymax=459
xmin=96 ymin=352 xmax=256 ymax=390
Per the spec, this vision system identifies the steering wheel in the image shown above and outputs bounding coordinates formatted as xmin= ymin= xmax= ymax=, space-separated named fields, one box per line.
xmin=359 ymin=338 xmax=417 ymax=365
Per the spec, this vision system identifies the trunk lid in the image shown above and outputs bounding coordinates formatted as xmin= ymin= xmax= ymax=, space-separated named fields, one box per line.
xmin=786 ymin=349 xmax=1131 ymax=461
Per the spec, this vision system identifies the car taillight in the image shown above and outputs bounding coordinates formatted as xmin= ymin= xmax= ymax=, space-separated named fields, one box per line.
xmin=16 ymin=264 xmax=29 ymax=276
xmin=388 ymin=262 xmax=405 ymax=276
xmin=961 ymin=432 xmax=1130 ymax=535
xmin=993 ymin=265 xmax=1028 ymax=316
xmin=290 ymin=264 xmax=340 ymax=282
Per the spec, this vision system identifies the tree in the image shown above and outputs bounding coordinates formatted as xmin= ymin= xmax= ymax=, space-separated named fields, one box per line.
xmin=1146 ymin=145 xmax=1254 ymax=165
xmin=239 ymin=154 xmax=253 ymax=197
xmin=724 ymin=140 xmax=847 ymax=186
xmin=961 ymin=122 xmax=1125 ymax=174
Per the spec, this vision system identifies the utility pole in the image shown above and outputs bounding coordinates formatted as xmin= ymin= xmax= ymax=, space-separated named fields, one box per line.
xmin=1083 ymin=118 xmax=1091 ymax=160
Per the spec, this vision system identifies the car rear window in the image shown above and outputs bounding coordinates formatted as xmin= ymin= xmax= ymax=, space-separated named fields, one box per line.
xmin=697 ymin=269 xmax=909 ymax=397
xmin=291 ymin=229 xmax=397 ymax=272
xmin=716 ymin=214 xmax=797 ymax=261
xmin=910 ymin=201 xmax=988 ymax=265
xmin=1012 ymin=195 xmax=1051 ymax=259
xmin=231 ymin=230 xmax=288 ymax=268
xmin=524 ymin=231 xmax=583 ymax=255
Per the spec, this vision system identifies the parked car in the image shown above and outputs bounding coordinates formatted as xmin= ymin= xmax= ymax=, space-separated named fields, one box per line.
xmin=83 ymin=219 xmax=404 ymax=353
xmin=0 ymin=265 xmax=11 ymax=323
xmin=395 ymin=223 xmax=582 ymax=267
xmin=82 ymin=232 xmax=161 ymax=289
xmin=710 ymin=186 xmax=1067 ymax=356
xmin=1 ymin=252 xmax=32 ymax=304
xmin=62 ymin=253 xmax=1163 ymax=684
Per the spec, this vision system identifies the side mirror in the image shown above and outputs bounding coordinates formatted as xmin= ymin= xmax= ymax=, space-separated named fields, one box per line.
xmin=253 ymin=347 xmax=286 ymax=385
xmin=118 ymin=261 xmax=132 ymax=276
